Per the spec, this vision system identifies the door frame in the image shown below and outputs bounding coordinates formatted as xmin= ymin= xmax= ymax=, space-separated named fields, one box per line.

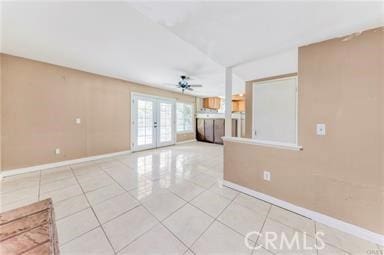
xmin=131 ymin=92 xmax=176 ymax=152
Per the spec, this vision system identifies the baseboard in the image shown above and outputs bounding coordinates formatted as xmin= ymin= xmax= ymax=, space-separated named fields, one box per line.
xmin=0 ymin=150 xmax=132 ymax=178
xmin=176 ymin=139 xmax=197 ymax=144
xmin=223 ymin=180 xmax=384 ymax=246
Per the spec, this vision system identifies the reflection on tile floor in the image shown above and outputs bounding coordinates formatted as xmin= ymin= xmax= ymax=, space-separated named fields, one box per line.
xmin=0 ymin=142 xmax=381 ymax=255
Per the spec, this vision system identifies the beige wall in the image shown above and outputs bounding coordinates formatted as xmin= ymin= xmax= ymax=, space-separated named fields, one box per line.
xmin=225 ymin=27 xmax=384 ymax=234
xmin=1 ymin=54 xmax=196 ymax=171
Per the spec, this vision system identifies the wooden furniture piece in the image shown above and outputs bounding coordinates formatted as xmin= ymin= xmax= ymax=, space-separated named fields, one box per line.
xmin=0 ymin=199 xmax=59 ymax=255
xmin=202 ymin=97 xmax=221 ymax=110
xmin=214 ymin=119 xmax=225 ymax=144
xmin=204 ymin=119 xmax=214 ymax=143
xmin=232 ymin=94 xmax=245 ymax=112
xmin=232 ymin=100 xmax=245 ymax=112
xmin=196 ymin=118 xmax=205 ymax=141
xmin=196 ymin=118 xmax=238 ymax=144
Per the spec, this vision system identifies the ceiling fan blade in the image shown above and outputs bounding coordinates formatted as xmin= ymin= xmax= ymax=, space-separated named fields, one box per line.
xmin=186 ymin=87 xmax=194 ymax=91
xmin=189 ymin=84 xmax=203 ymax=87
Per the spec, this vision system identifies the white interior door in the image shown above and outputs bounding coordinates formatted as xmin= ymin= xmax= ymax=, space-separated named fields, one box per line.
xmin=132 ymin=94 xmax=175 ymax=151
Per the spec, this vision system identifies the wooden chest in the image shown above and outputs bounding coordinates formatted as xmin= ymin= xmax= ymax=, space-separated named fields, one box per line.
xmin=0 ymin=199 xmax=59 ymax=255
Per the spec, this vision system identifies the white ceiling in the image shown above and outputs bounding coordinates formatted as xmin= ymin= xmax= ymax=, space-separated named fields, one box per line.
xmin=1 ymin=1 xmax=383 ymax=97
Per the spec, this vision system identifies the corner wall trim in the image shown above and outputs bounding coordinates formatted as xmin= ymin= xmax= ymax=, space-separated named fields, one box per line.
xmin=176 ymin=139 xmax=197 ymax=144
xmin=0 ymin=150 xmax=132 ymax=178
xmin=223 ymin=180 xmax=384 ymax=246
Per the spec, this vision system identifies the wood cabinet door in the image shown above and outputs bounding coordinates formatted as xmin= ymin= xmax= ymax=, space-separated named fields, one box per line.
xmin=214 ymin=119 xmax=225 ymax=144
xmin=196 ymin=119 xmax=205 ymax=141
xmin=204 ymin=119 xmax=214 ymax=143
xmin=232 ymin=119 xmax=238 ymax=137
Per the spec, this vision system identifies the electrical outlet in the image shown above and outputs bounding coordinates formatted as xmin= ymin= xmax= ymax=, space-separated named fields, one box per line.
xmin=55 ymin=148 xmax=61 ymax=155
xmin=316 ymin=123 xmax=326 ymax=136
xmin=75 ymin=118 xmax=81 ymax=124
xmin=263 ymin=171 xmax=271 ymax=181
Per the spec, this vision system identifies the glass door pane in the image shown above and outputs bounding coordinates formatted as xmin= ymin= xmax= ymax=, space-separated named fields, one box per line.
xmin=134 ymin=96 xmax=156 ymax=151
xmin=133 ymin=95 xmax=175 ymax=151
xmin=158 ymin=102 xmax=173 ymax=144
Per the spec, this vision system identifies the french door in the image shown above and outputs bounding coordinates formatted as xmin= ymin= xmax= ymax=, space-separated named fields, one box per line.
xmin=132 ymin=94 xmax=176 ymax=151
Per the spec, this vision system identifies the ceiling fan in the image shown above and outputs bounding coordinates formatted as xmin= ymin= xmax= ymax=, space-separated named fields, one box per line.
xmin=175 ymin=75 xmax=203 ymax=93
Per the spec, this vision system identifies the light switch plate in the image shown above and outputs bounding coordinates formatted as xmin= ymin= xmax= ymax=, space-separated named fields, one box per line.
xmin=263 ymin=171 xmax=271 ymax=181
xmin=55 ymin=148 xmax=61 ymax=155
xmin=316 ymin=123 xmax=326 ymax=136
xmin=75 ymin=118 xmax=81 ymax=124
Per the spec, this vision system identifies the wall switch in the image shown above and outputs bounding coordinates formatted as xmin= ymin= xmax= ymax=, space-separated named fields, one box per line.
xmin=316 ymin=123 xmax=326 ymax=136
xmin=55 ymin=148 xmax=61 ymax=155
xmin=75 ymin=118 xmax=81 ymax=124
xmin=263 ymin=171 xmax=271 ymax=181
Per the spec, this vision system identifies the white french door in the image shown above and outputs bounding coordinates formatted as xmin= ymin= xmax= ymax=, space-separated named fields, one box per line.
xmin=132 ymin=94 xmax=176 ymax=151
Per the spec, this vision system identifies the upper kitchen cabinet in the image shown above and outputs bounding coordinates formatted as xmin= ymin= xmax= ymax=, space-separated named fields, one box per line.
xmin=232 ymin=94 xmax=245 ymax=112
xmin=203 ymin=97 xmax=221 ymax=110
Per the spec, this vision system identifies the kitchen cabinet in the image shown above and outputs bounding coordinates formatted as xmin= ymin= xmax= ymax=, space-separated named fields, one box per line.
xmin=196 ymin=118 xmax=238 ymax=144
xmin=214 ymin=119 xmax=225 ymax=144
xmin=232 ymin=100 xmax=245 ymax=112
xmin=196 ymin=118 xmax=205 ymax=141
xmin=203 ymin=97 xmax=221 ymax=110
xmin=204 ymin=119 xmax=214 ymax=143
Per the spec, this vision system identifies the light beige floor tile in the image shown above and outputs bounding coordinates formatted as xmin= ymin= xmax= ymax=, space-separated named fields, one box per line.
xmin=129 ymin=180 xmax=170 ymax=201
xmin=191 ymin=221 xmax=253 ymax=255
xmin=317 ymin=243 xmax=349 ymax=255
xmin=268 ymin=206 xmax=315 ymax=236
xmin=93 ymin=193 xmax=140 ymax=223
xmin=258 ymin=219 xmax=317 ymax=255
xmin=1 ymin=186 xmax=39 ymax=205
xmin=234 ymin=193 xmax=271 ymax=215
xmin=72 ymin=165 xmax=104 ymax=177
xmin=57 ymin=208 xmax=99 ymax=245
xmin=0 ymin=178 xmax=40 ymax=194
xmin=40 ymin=184 xmax=83 ymax=203
xmin=218 ymin=202 xmax=267 ymax=242
xmin=189 ymin=173 xmax=217 ymax=189
xmin=208 ymin=182 xmax=239 ymax=200
xmin=142 ymin=190 xmax=186 ymax=221
xmin=40 ymin=177 xmax=78 ymax=193
xmin=164 ymin=204 xmax=214 ymax=247
xmin=190 ymin=191 xmax=231 ymax=218
xmin=184 ymin=249 xmax=194 ymax=255
xmin=103 ymin=206 xmax=158 ymax=252
xmin=86 ymin=183 xmax=126 ymax=206
xmin=0 ymin=196 xmax=38 ymax=213
xmin=53 ymin=194 xmax=90 ymax=220
xmin=99 ymin=160 xmax=127 ymax=170
xmin=77 ymin=173 xmax=115 ymax=192
xmin=316 ymin=223 xmax=377 ymax=255
xmin=168 ymin=181 xmax=205 ymax=201
xmin=112 ymin=174 xmax=151 ymax=191
xmin=60 ymin=227 xmax=114 ymax=255
xmin=119 ymin=224 xmax=188 ymax=254
xmin=40 ymin=167 xmax=73 ymax=184
xmin=252 ymin=247 xmax=274 ymax=255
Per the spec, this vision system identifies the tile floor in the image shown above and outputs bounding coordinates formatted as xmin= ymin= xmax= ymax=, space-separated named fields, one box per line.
xmin=0 ymin=142 xmax=381 ymax=255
